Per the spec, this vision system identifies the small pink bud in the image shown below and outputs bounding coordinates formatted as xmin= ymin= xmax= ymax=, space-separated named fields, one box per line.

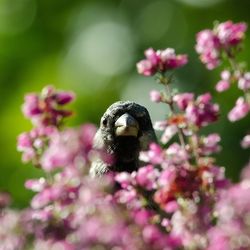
xmin=150 ymin=90 xmax=162 ymax=103
xmin=216 ymin=80 xmax=230 ymax=92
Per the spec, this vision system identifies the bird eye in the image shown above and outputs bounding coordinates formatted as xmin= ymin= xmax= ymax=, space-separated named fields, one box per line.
xmin=102 ymin=118 xmax=108 ymax=126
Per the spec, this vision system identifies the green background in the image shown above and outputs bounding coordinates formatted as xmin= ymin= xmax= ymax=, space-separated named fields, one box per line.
xmin=0 ymin=0 xmax=250 ymax=208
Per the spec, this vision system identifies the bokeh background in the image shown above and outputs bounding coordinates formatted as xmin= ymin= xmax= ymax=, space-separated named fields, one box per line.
xmin=1 ymin=0 xmax=250 ymax=208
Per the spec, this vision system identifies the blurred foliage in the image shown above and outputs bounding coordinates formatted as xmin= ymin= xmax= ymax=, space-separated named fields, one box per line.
xmin=0 ymin=0 xmax=250 ymax=208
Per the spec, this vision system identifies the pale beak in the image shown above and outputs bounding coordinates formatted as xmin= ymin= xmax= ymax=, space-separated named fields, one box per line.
xmin=115 ymin=113 xmax=139 ymax=137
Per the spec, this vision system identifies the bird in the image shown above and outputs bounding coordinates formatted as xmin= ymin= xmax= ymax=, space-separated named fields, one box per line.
xmin=90 ymin=101 xmax=157 ymax=177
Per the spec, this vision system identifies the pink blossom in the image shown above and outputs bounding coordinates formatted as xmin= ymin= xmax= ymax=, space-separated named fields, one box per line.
xmin=166 ymin=143 xmax=189 ymax=163
xmin=195 ymin=29 xmax=221 ymax=70
xmin=17 ymin=132 xmax=33 ymax=150
xmin=216 ymin=21 xmax=247 ymax=46
xmin=145 ymin=48 xmax=160 ymax=65
xmin=25 ymin=178 xmax=47 ymax=192
xmin=55 ymin=91 xmax=75 ymax=105
xmin=185 ymin=93 xmax=219 ymax=127
xmin=140 ymin=143 xmax=164 ymax=164
xmin=241 ymin=134 xmax=250 ymax=149
xmin=238 ymin=72 xmax=250 ymax=90
xmin=149 ymin=90 xmax=162 ymax=103
xmin=159 ymin=48 xmax=188 ymax=69
xmin=41 ymin=125 xmax=96 ymax=171
xmin=216 ymin=80 xmax=230 ymax=92
xmin=17 ymin=126 xmax=57 ymax=165
xmin=200 ymin=133 xmax=221 ymax=155
xmin=160 ymin=125 xmax=178 ymax=144
xmin=136 ymin=59 xmax=157 ymax=76
xmin=208 ymin=181 xmax=250 ymax=250
xmin=196 ymin=21 xmax=247 ymax=70
xmin=137 ymin=47 xmax=188 ymax=76
xmin=0 ymin=209 xmax=26 ymax=250
xmin=115 ymin=189 xmax=137 ymax=204
xmin=132 ymin=209 xmax=154 ymax=226
xmin=228 ymin=97 xmax=250 ymax=122
xmin=158 ymin=168 xmax=176 ymax=187
xmin=115 ymin=172 xmax=133 ymax=189
xmin=22 ymin=85 xmax=75 ymax=127
xmin=135 ymin=165 xmax=159 ymax=190
xmin=216 ymin=70 xmax=231 ymax=91
xmin=173 ymin=93 xmax=194 ymax=110
xmin=164 ymin=200 xmax=179 ymax=213
xmin=153 ymin=120 xmax=168 ymax=130
xmin=221 ymin=70 xmax=231 ymax=80
xmin=22 ymin=94 xmax=42 ymax=117
xmin=136 ymin=48 xmax=159 ymax=76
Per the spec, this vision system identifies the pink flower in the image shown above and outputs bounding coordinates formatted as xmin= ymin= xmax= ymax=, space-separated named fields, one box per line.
xmin=216 ymin=21 xmax=247 ymax=46
xmin=56 ymin=91 xmax=75 ymax=105
xmin=41 ymin=125 xmax=96 ymax=171
xmin=216 ymin=80 xmax=230 ymax=92
xmin=115 ymin=172 xmax=133 ymax=189
xmin=166 ymin=143 xmax=189 ymax=163
xmin=22 ymin=94 xmax=42 ymax=118
xmin=153 ymin=120 xmax=168 ymax=131
xmin=160 ymin=125 xmax=178 ymax=144
xmin=216 ymin=70 xmax=231 ymax=92
xmin=142 ymin=225 xmax=161 ymax=243
xmin=195 ymin=29 xmax=221 ymax=70
xmin=228 ymin=97 xmax=250 ymax=122
xmin=238 ymin=72 xmax=250 ymax=90
xmin=159 ymin=48 xmax=188 ymax=70
xmin=21 ymin=86 xmax=75 ymax=127
xmin=157 ymin=167 xmax=176 ymax=187
xmin=185 ymin=93 xmax=219 ymax=127
xmin=196 ymin=21 xmax=247 ymax=69
xmin=132 ymin=209 xmax=154 ymax=226
xmin=17 ymin=132 xmax=33 ymax=150
xmin=164 ymin=200 xmax=179 ymax=213
xmin=136 ymin=59 xmax=157 ymax=76
xmin=145 ymin=48 xmax=160 ymax=65
xmin=17 ymin=126 xmax=57 ymax=164
xmin=221 ymin=70 xmax=231 ymax=81
xmin=135 ymin=165 xmax=159 ymax=190
xmin=25 ymin=178 xmax=47 ymax=192
xmin=241 ymin=134 xmax=250 ymax=149
xmin=137 ymin=47 xmax=188 ymax=76
xmin=173 ymin=93 xmax=194 ymax=110
xmin=140 ymin=143 xmax=164 ymax=165
xmin=136 ymin=48 xmax=159 ymax=76
xmin=200 ymin=133 xmax=221 ymax=155
xmin=149 ymin=90 xmax=162 ymax=103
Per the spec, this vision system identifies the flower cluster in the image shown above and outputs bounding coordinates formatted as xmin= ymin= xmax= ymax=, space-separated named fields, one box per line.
xmin=196 ymin=21 xmax=250 ymax=147
xmin=17 ymin=126 xmax=56 ymax=166
xmin=1 ymin=19 xmax=249 ymax=250
xmin=0 ymin=192 xmax=27 ymax=250
xmin=207 ymin=174 xmax=250 ymax=250
xmin=136 ymin=48 xmax=188 ymax=76
xmin=195 ymin=20 xmax=247 ymax=70
xmin=22 ymin=85 xmax=75 ymax=127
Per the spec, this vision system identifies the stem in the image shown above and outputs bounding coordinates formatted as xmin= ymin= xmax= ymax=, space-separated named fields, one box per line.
xmin=226 ymin=51 xmax=250 ymax=103
xmin=162 ymin=77 xmax=186 ymax=149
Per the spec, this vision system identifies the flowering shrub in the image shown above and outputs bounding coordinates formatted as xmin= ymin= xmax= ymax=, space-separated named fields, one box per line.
xmin=1 ymin=20 xmax=250 ymax=250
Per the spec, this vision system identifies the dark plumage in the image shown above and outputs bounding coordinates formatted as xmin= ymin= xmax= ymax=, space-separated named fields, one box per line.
xmin=90 ymin=101 xmax=157 ymax=177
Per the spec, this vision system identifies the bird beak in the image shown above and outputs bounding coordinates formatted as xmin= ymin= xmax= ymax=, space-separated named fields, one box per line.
xmin=115 ymin=113 xmax=139 ymax=137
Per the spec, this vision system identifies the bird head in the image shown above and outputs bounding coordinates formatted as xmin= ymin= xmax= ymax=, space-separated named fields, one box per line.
xmin=90 ymin=101 xmax=157 ymax=176
xmin=95 ymin=101 xmax=156 ymax=151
